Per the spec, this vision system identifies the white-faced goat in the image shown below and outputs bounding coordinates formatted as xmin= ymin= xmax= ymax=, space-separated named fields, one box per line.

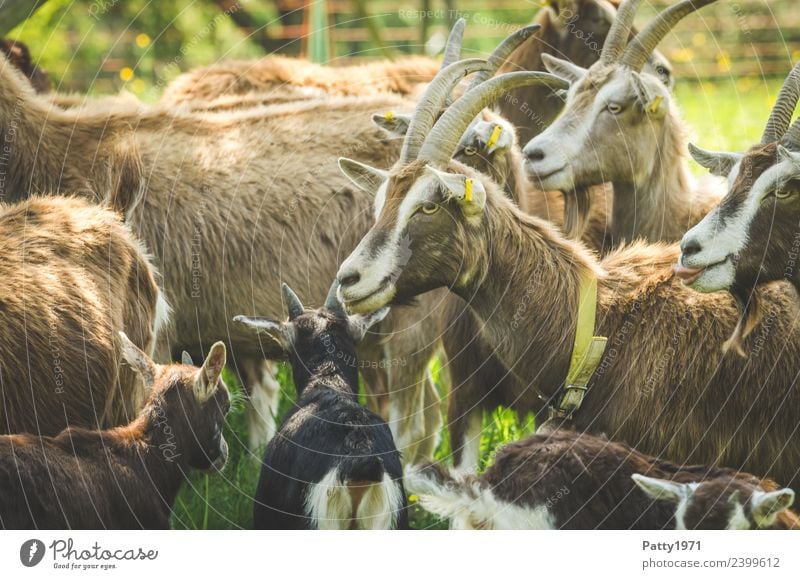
xmin=335 ymin=60 xmax=800 ymax=491
xmin=678 ymin=62 xmax=800 ymax=352
xmin=0 ymin=333 xmax=229 ymax=529
xmin=524 ymin=0 xmax=722 ymax=246
xmin=235 ymin=283 xmax=408 ymax=530
xmin=406 ymin=430 xmax=798 ymax=530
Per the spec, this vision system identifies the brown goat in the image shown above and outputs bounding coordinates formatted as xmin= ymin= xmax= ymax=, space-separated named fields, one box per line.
xmin=0 ymin=158 xmax=163 ymax=436
xmin=336 ymin=66 xmax=800 ymax=490
xmin=0 ymin=52 xmax=455 ymax=462
xmin=406 ymin=429 xmax=798 ymax=529
xmin=160 ymin=55 xmax=440 ymax=109
xmin=0 ymin=333 xmax=229 ymax=529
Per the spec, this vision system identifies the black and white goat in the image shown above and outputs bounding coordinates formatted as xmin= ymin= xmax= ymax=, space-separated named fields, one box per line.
xmin=235 ymin=282 xmax=408 ymax=530
xmin=406 ymin=430 xmax=798 ymax=530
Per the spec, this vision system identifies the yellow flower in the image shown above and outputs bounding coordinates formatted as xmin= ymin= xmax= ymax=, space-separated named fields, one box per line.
xmin=717 ymin=52 xmax=731 ymax=73
xmin=135 ymin=33 xmax=151 ymax=48
xmin=692 ymin=33 xmax=706 ymax=47
xmin=119 ymin=67 xmax=134 ymax=82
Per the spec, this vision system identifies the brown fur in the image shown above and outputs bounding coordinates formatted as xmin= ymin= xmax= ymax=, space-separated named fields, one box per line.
xmin=412 ymin=429 xmax=799 ymax=529
xmin=0 ymin=54 xmax=449 ymax=462
xmin=0 ymin=352 xmax=230 ymax=529
xmin=0 ymin=196 xmax=161 ymax=435
xmin=351 ymin=158 xmax=800 ymax=489
xmin=161 ymin=55 xmax=440 ymax=108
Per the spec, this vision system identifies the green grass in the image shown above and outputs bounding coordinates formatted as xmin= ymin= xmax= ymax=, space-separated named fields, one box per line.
xmin=170 ymin=79 xmax=781 ymax=529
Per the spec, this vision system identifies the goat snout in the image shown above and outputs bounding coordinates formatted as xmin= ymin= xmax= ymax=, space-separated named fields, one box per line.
xmin=338 ymin=266 xmax=361 ymax=289
xmin=680 ymin=236 xmax=702 ymax=259
xmin=525 ymin=147 xmax=546 ymax=163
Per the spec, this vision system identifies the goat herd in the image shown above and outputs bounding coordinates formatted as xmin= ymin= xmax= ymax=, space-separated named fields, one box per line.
xmin=0 ymin=0 xmax=799 ymax=531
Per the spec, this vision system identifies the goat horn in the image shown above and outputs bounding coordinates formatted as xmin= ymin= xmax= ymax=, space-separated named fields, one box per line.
xmin=419 ymin=72 xmax=569 ymax=166
xmin=401 ymin=58 xmax=492 ymax=163
xmin=324 ymin=280 xmax=346 ymax=316
xmin=466 ymin=24 xmax=541 ymax=91
xmin=600 ymin=0 xmax=642 ymax=64
xmin=441 ymin=18 xmax=466 ymax=69
xmin=281 ymin=283 xmax=305 ymax=320
xmin=621 ymin=0 xmax=717 ymax=71
xmin=764 ymin=61 xmax=800 ymax=144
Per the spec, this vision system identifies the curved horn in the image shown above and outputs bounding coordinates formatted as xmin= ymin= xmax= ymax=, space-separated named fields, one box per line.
xmin=419 ymin=72 xmax=569 ymax=166
xmin=441 ymin=18 xmax=466 ymax=69
xmin=401 ymin=59 xmax=491 ymax=163
xmin=324 ymin=280 xmax=346 ymax=316
xmin=281 ymin=283 xmax=305 ymax=319
xmin=600 ymin=0 xmax=642 ymax=64
xmin=765 ymin=62 xmax=800 ymax=144
xmin=621 ymin=0 xmax=717 ymax=71
xmin=466 ymin=24 xmax=541 ymax=91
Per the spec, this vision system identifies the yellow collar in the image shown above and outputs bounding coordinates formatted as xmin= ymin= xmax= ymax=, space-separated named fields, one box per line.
xmin=550 ymin=272 xmax=607 ymax=420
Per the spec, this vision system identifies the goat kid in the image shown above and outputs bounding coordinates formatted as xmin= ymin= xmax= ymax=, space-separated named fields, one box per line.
xmin=0 ymin=333 xmax=229 ymax=529
xmin=406 ymin=430 xmax=798 ymax=530
xmin=236 ymin=283 xmax=408 ymax=530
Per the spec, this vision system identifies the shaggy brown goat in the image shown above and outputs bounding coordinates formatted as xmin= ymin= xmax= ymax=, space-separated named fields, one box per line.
xmin=0 ymin=333 xmax=229 ymax=529
xmin=406 ymin=430 xmax=798 ymax=529
xmin=336 ymin=67 xmax=800 ymax=490
xmin=497 ymin=0 xmax=672 ymax=144
xmin=160 ymin=55 xmax=441 ymax=109
xmin=0 ymin=145 xmax=163 ymax=435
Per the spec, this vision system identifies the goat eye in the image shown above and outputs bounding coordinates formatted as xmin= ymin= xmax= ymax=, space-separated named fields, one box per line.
xmin=775 ymin=189 xmax=794 ymax=199
xmin=421 ymin=202 xmax=440 ymax=215
xmin=464 ymin=145 xmax=478 ymax=156
xmin=607 ymin=102 xmax=623 ymax=114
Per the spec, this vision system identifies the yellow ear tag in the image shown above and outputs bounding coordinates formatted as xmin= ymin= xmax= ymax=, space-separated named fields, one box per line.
xmin=648 ymin=96 xmax=664 ymax=114
xmin=464 ymin=178 xmax=474 ymax=203
xmin=487 ymin=125 xmax=502 ymax=149
xmin=384 ymin=111 xmax=394 ymax=121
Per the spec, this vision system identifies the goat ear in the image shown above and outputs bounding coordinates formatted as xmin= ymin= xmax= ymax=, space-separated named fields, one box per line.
xmin=371 ymin=111 xmax=412 ymax=137
xmin=195 ymin=341 xmax=226 ymax=404
xmin=776 ymin=144 xmax=800 ymax=166
xmin=117 ymin=331 xmax=156 ymax=390
xmin=181 ymin=351 xmax=194 ymax=365
xmin=541 ymin=54 xmax=585 ymax=84
xmin=750 ymin=489 xmax=795 ymax=527
xmin=632 ymin=72 xmax=668 ymax=119
xmin=347 ymin=307 xmax=390 ymax=342
xmin=233 ymin=315 xmax=295 ymax=352
xmin=425 ymin=166 xmax=487 ymax=218
xmin=338 ymin=158 xmax=388 ymax=196
xmin=472 ymin=120 xmax=514 ymax=156
xmin=631 ymin=474 xmax=689 ymax=504
xmin=688 ymin=143 xmax=743 ymax=178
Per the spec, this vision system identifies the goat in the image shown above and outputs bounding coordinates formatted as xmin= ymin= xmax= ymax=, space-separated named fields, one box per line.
xmin=524 ymin=0 xmax=722 ymax=247
xmin=0 ymin=44 xmax=464 ymax=462
xmin=0 ymin=159 xmax=164 ymax=435
xmin=405 ymin=429 xmax=798 ymax=529
xmin=496 ymin=0 xmax=672 ymax=144
xmin=335 ymin=62 xmax=800 ymax=491
xmin=678 ymin=62 xmax=800 ymax=354
xmin=236 ymin=282 xmax=408 ymax=530
xmin=0 ymin=333 xmax=229 ymax=529
xmin=0 ymin=39 xmax=49 ymax=93
xmin=160 ymin=55 xmax=441 ymax=109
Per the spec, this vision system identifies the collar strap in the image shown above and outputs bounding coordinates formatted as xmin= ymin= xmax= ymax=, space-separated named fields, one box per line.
xmin=549 ymin=272 xmax=607 ymax=421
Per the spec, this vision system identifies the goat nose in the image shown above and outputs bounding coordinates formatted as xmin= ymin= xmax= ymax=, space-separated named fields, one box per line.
xmin=681 ymin=237 xmax=702 ymax=258
xmin=338 ymin=268 xmax=361 ymax=288
xmin=526 ymin=147 xmax=546 ymax=163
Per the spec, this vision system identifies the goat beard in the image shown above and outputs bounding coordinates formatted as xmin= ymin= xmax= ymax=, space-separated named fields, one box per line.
xmin=722 ymin=285 xmax=763 ymax=358
xmin=562 ymin=186 xmax=591 ymax=240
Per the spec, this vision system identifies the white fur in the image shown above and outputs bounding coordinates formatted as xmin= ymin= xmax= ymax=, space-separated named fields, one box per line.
xmin=726 ymin=500 xmax=750 ymax=530
xmin=406 ymin=465 xmax=555 ymax=530
xmin=153 ymin=291 xmax=172 ymax=340
xmin=244 ymin=360 xmax=281 ymax=451
xmin=456 ymin=411 xmax=483 ymax=472
xmin=305 ymin=468 xmax=402 ymax=530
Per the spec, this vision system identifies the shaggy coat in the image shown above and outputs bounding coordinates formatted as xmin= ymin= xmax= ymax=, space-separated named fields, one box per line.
xmin=407 ymin=429 xmax=799 ymax=530
xmin=0 ymin=53 xmax=448 ymax=461
xmin=0 ymin=335 xmax=230 ymax=529
xmin=160 ymin=55 xmax=440 ymax=108
xmin=339 ymin=158 xmax=800 ymax=490
xmin=0 ymin=194 xmax=161 ymax=435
